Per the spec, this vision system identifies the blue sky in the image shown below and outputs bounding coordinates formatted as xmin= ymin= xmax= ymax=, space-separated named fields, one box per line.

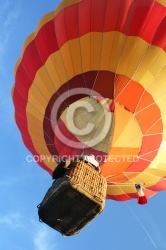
xmin=1 ymin=1 xmax=166 ymax=250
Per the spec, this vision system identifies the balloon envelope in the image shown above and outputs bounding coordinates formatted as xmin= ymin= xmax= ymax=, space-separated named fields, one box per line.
xmin=12 ymin=0 xmax=166 ymax=201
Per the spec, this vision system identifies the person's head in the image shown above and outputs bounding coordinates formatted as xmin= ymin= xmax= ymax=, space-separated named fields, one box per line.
xmin=87 ymin=154 xmax=95 ymax=157
xmin=135 ymin=183 xmax=141 ymax=190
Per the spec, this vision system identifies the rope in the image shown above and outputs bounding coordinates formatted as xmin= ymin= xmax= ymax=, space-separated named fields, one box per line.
xmin=90 ymin=0 xmax=108 ymax=96
xmin=113 ymin=0 xmax=140 ymax=98
xmin=105 ymin=170 xmax=166 ymax=188
xmin=125 ymin=203 xmax=157 ymax=249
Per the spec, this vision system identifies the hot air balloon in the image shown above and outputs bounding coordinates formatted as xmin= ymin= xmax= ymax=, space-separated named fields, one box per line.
xmin=12 ymin=0 xmax=166 ymax=235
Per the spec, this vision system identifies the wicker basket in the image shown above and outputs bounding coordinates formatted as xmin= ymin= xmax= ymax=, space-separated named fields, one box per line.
xmin=38 ymin=160 xmax=107 ymax=236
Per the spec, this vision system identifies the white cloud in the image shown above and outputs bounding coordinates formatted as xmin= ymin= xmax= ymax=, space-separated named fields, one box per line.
xmin=0 ymin=172 xmax=47 ymax=188
xmin=0 ymin=1 xmax=10 ymax=17
xmin=0 ymin=212 xmax=24 ymax=230
xmin=0 ymin=176 xmax=23 ymax=187
xmin=0 ymin=179 xmax=14 ymax=186
xmin=0 ymin=211 xmax=59 ymax=250
xmin=0 ymin=97 xmax=14 ymax=125
xmin=0 ymin=3 xmax=21 ymax=53
xmin=34 ymin=227 xmax=58 ymax=250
